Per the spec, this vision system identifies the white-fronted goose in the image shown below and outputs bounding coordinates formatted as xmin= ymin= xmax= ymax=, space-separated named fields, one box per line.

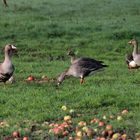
xmin=128 ymin=39 xmax=140 ymax=67
xmin=57 ymin=57 xmax=107 ymax=85
xmin=0 ymin=44 xmax=17 ymax=83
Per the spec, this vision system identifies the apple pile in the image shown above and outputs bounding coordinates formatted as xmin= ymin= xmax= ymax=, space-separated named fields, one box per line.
xmin=2 ymin=108 xmax=140 ymax=140
xmin=45 ymin=108 xmax=132 ymax=139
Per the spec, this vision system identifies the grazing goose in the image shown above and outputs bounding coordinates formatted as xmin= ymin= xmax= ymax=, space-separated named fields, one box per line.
xmin=128 ymin=39 xmax=140 ymax=66
xmin=57 ymin=57 xmax=107 ymax=85
xmin=0 ymin=44 xmax=17 ymax=83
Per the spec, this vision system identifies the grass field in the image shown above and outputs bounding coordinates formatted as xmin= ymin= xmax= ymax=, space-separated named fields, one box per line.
xmin=0 ymin=0 xmax=140 ymax=139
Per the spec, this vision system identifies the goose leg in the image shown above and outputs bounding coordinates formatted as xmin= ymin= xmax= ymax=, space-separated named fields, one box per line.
xmin=3 ymin=0 xmax=8 ymax=7
xmin=80 ymin=78 xmax=85 ymax=84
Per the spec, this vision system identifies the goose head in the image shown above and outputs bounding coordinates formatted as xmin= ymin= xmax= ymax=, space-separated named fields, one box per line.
xmin=67 ymin=50 xmax=75 ymax=56
xmin=5 ymin=44 xmax=17 ymax=57
xmin=128 ymin=39 xmax=138 ymax=47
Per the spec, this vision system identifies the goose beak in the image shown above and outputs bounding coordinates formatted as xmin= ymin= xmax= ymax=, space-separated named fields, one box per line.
xmin=11 ymin=45 xmax=18 ymax=54
xmin=128 ymin=41 xmax=132 ymax=44
xmin=11 ymin=45 xmax=17 ymax=50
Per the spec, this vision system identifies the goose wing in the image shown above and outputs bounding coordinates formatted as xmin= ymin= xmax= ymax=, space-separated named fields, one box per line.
xmin=125 ymin=54 xmax=133 ymax=65
xmin=0 ymin=64 xmax=14 ymax=82
xmin=76 ymin=57 xmax=107 ymax=70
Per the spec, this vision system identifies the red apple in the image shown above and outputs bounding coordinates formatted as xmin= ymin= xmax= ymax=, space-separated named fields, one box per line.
xmin=78 ymin=121 xmax=86 ymax=127
xmin=12 ymin=131 xmax=20 ymax=138
xmin=106 ymin=124 xmax=113 ymax=130
xmin=100 ymin=137 xmax=106 ymax=140
xmin=62 ymin=130 xmax=69 ymax=136
xmin=98 ymin=121 xmax=105 ymax=127
xmin=121 ymin=109 xmax=128 ymax=115
xmin=74 ymin=136 xmax=82 ymax=140
xmin=101 ymin=130 xmax=108 ymax=137
xmin=23 ymin=136 xmax=29 ymax=140
xmin=49 ymin=123 xmax=55 ymax=127
xmin=27 ymin=75 xmax=34 ymax=81
xmin=68 ymin=137 xmax=73 ymax=140
xmin=108 ymin=130 xmax=114 ymax=137
xmin=53 ymin=127 xmax=63 ymax=135
xmin=90 ymin=118 xmax=99 ymax=124
xmin=109 ymin=115 xmax=114 ymax=119
xmin=87 ymin=128 xmax=94 ymax=137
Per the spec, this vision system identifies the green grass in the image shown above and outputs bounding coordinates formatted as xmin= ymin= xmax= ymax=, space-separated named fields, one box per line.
xmin=0 ymin=0 xmax=140 ymax=139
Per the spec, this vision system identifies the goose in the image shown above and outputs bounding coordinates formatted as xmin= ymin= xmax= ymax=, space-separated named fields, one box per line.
xmin=129 ymin=39 xmax=140 ymax=65
xmin=0 ymin=44 xmax=17 ymax=83
xmin=57 ymin=57 xmax=107 ymax=85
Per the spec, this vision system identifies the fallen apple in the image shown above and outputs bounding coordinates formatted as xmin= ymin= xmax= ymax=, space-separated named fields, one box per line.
xmin=136 ymin=133 xmax=140 ymax=139
xmin=62 ymin=130 xmax=69 ymax=136
xmin=121 ymin=134 xmax=127 ymax=140
xmin=98 ymin=121 xmax=105 ymax=127
xmin=68 ymin=136 xmax=74 ymax=140
xmin=52 ymin=127 xmax=63 ymax=135
xmin=112 ymin=133 xmax=120 ymax=139
xmin=49 ymin=123 xmax=55 ymax=127
xmin=76 ymin=131 xmax=82 ymax=137
xmin=90 ymin=118 xmax=99 ymax=124
xmin=103 ymin=115 xmax=107 ymax=120
xmin=101 ymin=130 xmax=108 ymax=137
xmin=78 ymin=121 xmax=86 ymax=127
xmin=100 ymin=137 xmax=106 ymax=140
xmin=61 ymin=122 xmax=69 ymax=128
xmin=27 ymin=75 xmax=34 ymax=81
xmin=117 ymin=116 xmax=123 ymax=121
xmin=94 ymin=128 xmax=98 ymax=133
xmin=74 ymin=136 xmax=82 ymax=140
xmin=61 ymin=105 xmax=67 ymax=111
xmin=82 ymin=126 xmax=89 ymax=133
xmin=121 ymin=109 xmax=128 ymax=115
xmin=106 ymin=124 xmax=113 ymax=131
xmin=64 ymin=115 xmax=71 ymax=122
xmin=42 ymin=75 xmax=48 ymax=80
xmin=69 ymin=109 xmax=75 ymax=115
xmin=87 ymin=128 xmax=94 ymax=137
xmin=108 ymin=130 xmax=114 ymax=137
xmin=23 ymin=136 xmax=29 ymax=140
xmin=12 ymin=131 xmax=20 ymax=138
xmin=109 ymin=115 xmax=114 ymax=119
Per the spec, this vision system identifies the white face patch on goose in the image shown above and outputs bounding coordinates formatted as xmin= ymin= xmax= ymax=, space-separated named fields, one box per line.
xmin=11 ymin=45 xmax=17 ymax=50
